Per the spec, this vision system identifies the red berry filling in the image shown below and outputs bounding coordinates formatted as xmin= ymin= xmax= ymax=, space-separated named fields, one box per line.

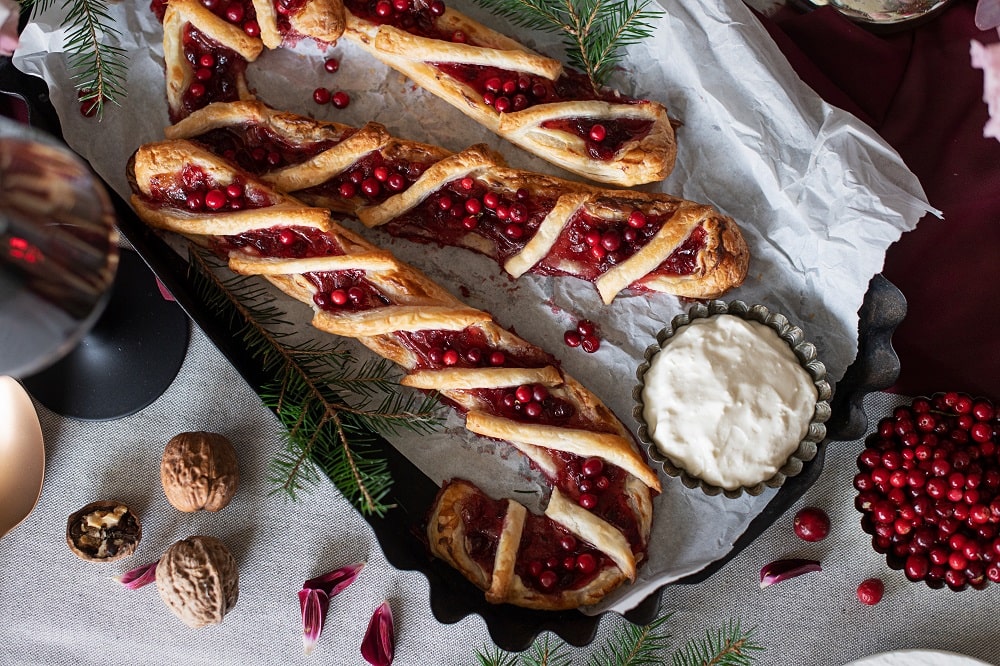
xmin=308 ymin=270 xmax=392 ymax=310
xmin=143 ymin=164 xmax=276 ymax=213
xmin=193 ymin=126 xmax=344 ymax=175
xmin=303 ymin=151 xmax=431 ymax=207
xmin=344 ymin=0 xmax=447 ymax=38
xmin=383 ymin=179 xmax=556 ymax=264
xmin=456 ymin=488 xmax=509 ymax=575
xmin=516 ymin=516 xmax=607 ymax=593
xmin=214 ymin=225 xmax=345 ymax=258
xmin=178 ymin=25 xmax=249 ymax=122
xmin=856 ymin=393 xmax=1000 ymax=591
xmin=540 ymin=117 xmax=654 ymax=161
xmin=396 ymin=328 xmax=553 ymax=374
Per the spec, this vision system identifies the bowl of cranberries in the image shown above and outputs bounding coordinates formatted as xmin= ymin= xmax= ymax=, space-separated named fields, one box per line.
xmin=855 ymin=392 xmax=1000 ymax=591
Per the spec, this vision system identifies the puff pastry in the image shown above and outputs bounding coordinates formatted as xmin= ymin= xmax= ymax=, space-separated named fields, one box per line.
xmin=127 ymin=138 xmax=660 ymax=610
xmin=167 ymin=101 xmax=749 ymax=303
xmin=340 ymin=5 xmax=677 ymax=186
xmin=251 ymin=0 xmax=345 ymax=49
xmin=161 ymin=0 xmax=263 ymax=122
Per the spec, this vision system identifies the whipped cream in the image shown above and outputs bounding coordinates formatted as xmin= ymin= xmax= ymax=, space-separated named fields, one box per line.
xmin=641 ymin=315 xmax=818 ymax=490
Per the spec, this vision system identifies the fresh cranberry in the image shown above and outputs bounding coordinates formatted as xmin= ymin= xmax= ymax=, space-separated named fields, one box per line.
xmin=324 ymin=57 xmax=340 ymax=73
xmin=564 ymin=331 xmax=582 ymax=348
xmin=581 ymin=336 xmax=601 ymax=353
xmin=589 ymin=124 xmax=607 ymax=142
xmin=793 ymin=506 xmax=830 ymax=542
xmin=313 ymin=87 xmax=331 ymax=104
xmin=576 ymin=552 xmax=597 ymax=574
xmin=857 ymin=578 xmax=884 ymax=605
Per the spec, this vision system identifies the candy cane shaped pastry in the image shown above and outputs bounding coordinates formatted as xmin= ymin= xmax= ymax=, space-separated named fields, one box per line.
xmin=128 ymin=138 xmax=660 ymax=610
xmin=160 ymin=0 xmax=264 ymax=122
xmin=339 ymin=2 xmax=677 ymax=186
xmin=166 ymin=101 xmax=749 ymax=303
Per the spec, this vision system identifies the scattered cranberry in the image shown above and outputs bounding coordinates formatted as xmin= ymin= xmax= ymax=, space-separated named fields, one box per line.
xmin=324 ymin=57 xmax=340 ymax=73
xmin=793 ymin=506 xmax=831 ymax=542
xmin=856 ymin=578 xmax=884 ymax=605
xmin=331 ymin=91 xmax=350 ymax=108
xmin=313 ymin=87 xmax=331 ymax=104
xmin=564 ymin=331 xmax=582 ymax=348
xmin=581 ymin=336 xmax=600 ymax=353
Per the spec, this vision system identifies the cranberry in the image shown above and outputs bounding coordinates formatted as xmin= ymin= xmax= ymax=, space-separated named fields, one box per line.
xmin=429 ymin=0 xmax=445 ymax=14
xmin=581 ymin=336 xmax=601 ymax=353
xmin=538 ymin=570 xmax=557 ymax=590
xmin=589 ymin=124 xmax=607 ymax=142
xmin=225 ymin=3 xmax=244 ymax=22
xmin=559 ymin=535 xmax=576 ymax=550
xmin=564 ymin=331 xmax=582 ymax=348
xmin=793 ymin=506 xmax=830 ymax=542
xmin=324 ymin=57 xmax=340 ymax=73
xmin=856 ymin=578 xmax=884 ymax=605
xmin=313 ymin=87 xmax=331 ymax=104
xmin=576 ymin=552 xmax=597 ymax=574
xmin=331 ymin=91 xmax=350 ymax=108
xmin=205 ymin=189 xmax=227 ymax=210
xmin=579 ymin=493 xmax=597 ymax=509
xmin=627 ymin=210 xmax=647 ymax=228
xmin=581 ymin=457 xmax=604 ymax=477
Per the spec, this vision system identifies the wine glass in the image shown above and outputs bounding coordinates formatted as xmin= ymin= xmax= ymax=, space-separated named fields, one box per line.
xmin=0 ymin=115 xmax=119 ymax=378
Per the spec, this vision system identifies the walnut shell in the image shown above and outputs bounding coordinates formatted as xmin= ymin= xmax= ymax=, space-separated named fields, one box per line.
xmin=65 ymin=500 xmax=141 ymax=563
xmin=156 ymin=535 xmax=239 ymax=628
xmin=160 ymin=432 xmax=239 ymax=512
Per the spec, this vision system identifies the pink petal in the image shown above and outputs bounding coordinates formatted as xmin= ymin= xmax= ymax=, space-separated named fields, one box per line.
xmin=972 ymin=39 xmax=1000 ymax=142
xmin=976 ymin=0 xmax=1000 ymax=30
xmin=115 ymin=560 xmax=158 ymax=590
xmin=303 ymin=561 xmax=365 ymax=597
xmin=299 ymin=588 xmax=330 ymax=656
xmin=360 ymin=601 xmax=394 ymax=666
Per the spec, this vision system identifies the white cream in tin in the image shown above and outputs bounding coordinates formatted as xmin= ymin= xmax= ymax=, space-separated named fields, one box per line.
xmin=641 ymin=315 xmax=817 ymax=491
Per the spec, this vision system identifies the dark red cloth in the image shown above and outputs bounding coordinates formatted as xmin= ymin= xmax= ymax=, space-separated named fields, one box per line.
xmin=761 ymin=1 xmax=1000 ymax=400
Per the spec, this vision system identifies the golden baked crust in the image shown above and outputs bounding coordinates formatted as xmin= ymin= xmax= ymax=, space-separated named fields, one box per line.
xmin=167 ymin=101 xmax=749 ymax=303
xmin=251 ymin=0 xmax=345 ymax=49
xmin=128 ymin=138 xmax=660 ymax=611
xmin=342 ymin=11 xmax=675 ymax=186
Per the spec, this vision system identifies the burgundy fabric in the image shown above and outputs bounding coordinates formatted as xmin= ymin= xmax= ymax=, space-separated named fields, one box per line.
xmin=761 ymin=1 xmax=1000 ymax=400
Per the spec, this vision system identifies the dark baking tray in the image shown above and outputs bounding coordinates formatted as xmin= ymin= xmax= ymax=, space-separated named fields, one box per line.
xmin=0 ymin=58 xmax=906 ymax=651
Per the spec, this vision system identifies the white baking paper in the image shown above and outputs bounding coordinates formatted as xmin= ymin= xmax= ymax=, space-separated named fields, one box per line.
xmin=13 ymin=0 xmax=936 ymax=615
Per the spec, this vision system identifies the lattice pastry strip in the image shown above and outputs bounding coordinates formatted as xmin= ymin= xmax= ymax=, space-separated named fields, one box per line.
xmin=128 ymin=138 xmax=660 ymax=610
xmin=251 ymin=0 xmax=345 ymax=49
xmin=166 ymin=101 xmax=749 ymax=303
xmin=340 ymin=6 xmax=676 ymax=186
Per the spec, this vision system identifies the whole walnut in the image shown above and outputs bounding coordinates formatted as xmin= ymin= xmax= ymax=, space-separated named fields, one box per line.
xmin=156 ymin=535 xmax=239 ymax=628
xmin=160 ymin=432 xmax=239 ymax=512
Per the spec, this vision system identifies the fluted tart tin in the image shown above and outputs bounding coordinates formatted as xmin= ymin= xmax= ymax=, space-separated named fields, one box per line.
xmin=633 ymin=300 xmax=832 ymax=499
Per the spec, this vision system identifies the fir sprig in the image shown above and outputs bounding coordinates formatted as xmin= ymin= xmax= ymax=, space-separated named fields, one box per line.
xmin=671 ymin=620 xmax=762 ymax=666
xmin=472 ymin=0 xmax=662 ymax=89
xmin=476 ymin=616 xmax=762 ymax=666
xmin=187 ymin=249 xmax=444 ymax=516
xmin=19 ymin=0 xmax=129 ymax=118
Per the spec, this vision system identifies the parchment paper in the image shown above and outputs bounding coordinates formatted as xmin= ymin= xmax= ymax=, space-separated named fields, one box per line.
xmin=12 ymin=0 xmax=936 ymax=615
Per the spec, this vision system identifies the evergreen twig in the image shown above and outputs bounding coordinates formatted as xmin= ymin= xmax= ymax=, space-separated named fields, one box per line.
xmin=19 ymin=0 xmax=129 ymax=118
xmin=472 ymin=0 xmax=662 ymax=89
xmin=476 ymin=616 xmax=762 ymax=666
xmin=187 ymin=248 xmax=444 ymax=516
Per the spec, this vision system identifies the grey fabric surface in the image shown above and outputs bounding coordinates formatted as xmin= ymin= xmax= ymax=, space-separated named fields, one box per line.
xmin=1 ymin=325 xmax=997 ymax=665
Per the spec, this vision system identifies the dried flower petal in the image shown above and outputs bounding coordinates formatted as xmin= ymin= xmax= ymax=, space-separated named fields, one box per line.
xmin=299 ymin=588 xmax=330 ymax=656
xmin=303 ymin=561 xmax=365 ymax=597
xmin=360 ymin=601 xmax=394 ymax=666
xmin=115 ymin=560 xmax=159 ymax=590
xmin=759 ymin=558 xmax=822 ymax=588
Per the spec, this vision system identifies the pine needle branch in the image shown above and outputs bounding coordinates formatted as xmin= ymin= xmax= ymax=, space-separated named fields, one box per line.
xmin=472 ymin=0 xmax=662 ymax=89
xmin=587 ymin=614 xmax=672 ymax=666
xmin=671 ymin=620 xmax=763 ymax=666
xmin=186 ymin=248 xmax=443 ymax=516
xmin=19 ymin=0 xmax=130 ymax=118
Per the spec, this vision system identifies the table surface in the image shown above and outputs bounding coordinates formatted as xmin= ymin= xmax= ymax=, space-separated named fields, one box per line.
xmin=4 ymin=1 xmax=1000 ymax=664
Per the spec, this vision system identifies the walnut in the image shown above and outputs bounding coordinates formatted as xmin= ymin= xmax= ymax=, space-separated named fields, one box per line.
xmin=65 ymin=500 xmax=141 ymax=562
xmin=160 ymin=432 xmax=239 ymax=512
xmin=156 ymin=535 xmax=239 ymax=628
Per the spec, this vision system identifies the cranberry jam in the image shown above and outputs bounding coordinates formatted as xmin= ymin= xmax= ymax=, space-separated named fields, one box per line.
xmin=178 ymin=25 xmax=249 ymax=121
xmin=541 ymin=117 xmax=654 ymax=161
xmin=515 ymin=513 xmax=608 ymax=593
xmin=196 ymin=126 xmax=343 ymax=175
xmin=458 ymin=490 xmax=509 ymax=575
xmin=302 ymin=151 xmax=431 ymax=208
xmin=383 ymin=178 xmax=556 ymax=264
xmin=144 ymin=164 xmax=274 ymax=213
